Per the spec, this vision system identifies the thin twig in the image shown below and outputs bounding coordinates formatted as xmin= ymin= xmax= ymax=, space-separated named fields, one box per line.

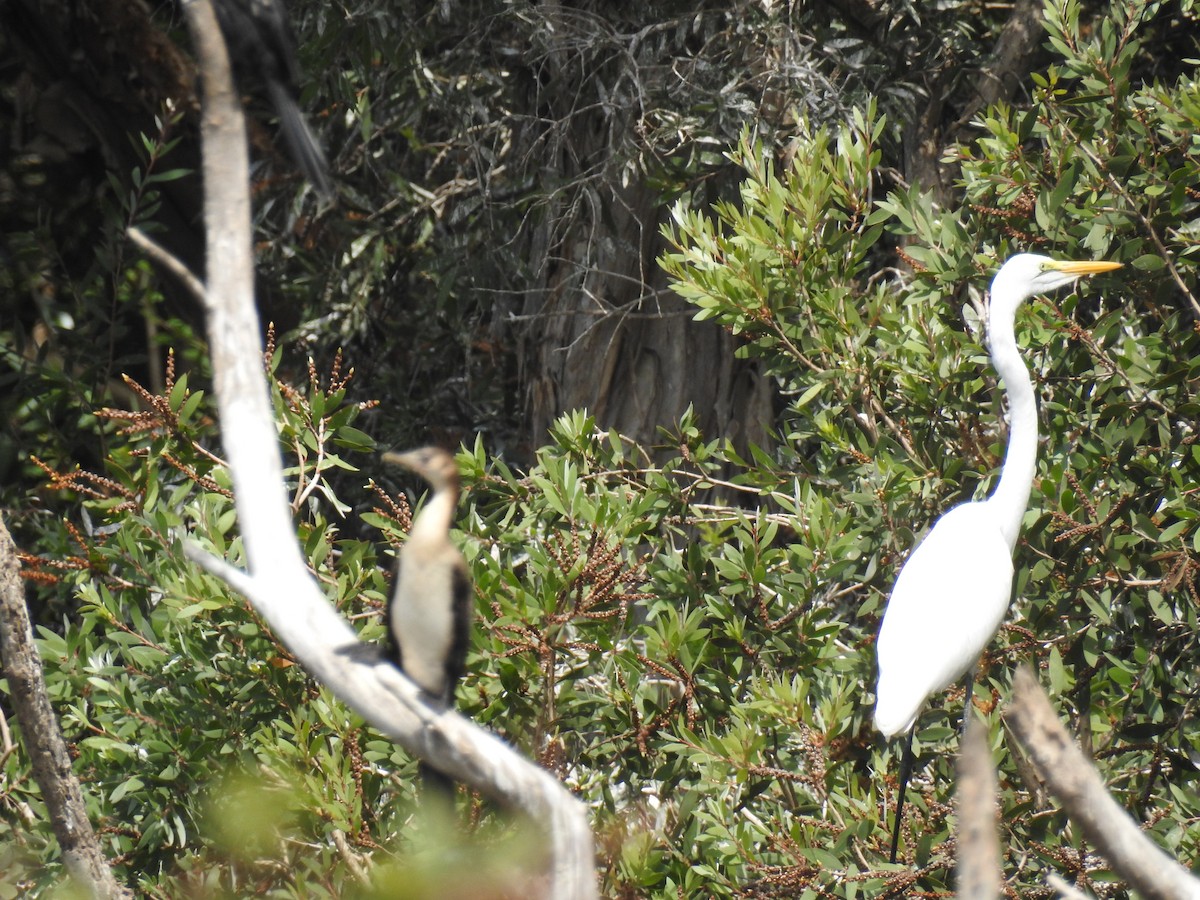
xmin=1046 ymin=872 xmax=1097 ymax=900
xmin=331 ymin=829 xmax=371 ymax=885
xmin=0 ymin=704 xmax=14 ymax=771
xmin=127 ymin=226 xmax=206 ymax=305
xmin=1064 ymin=125 xmax=1200 ymax=319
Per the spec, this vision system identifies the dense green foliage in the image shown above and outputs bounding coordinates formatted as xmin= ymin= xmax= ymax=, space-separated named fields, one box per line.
xmin=657 ymin=2 xmax=1200 ymax=892
xmin=2 ymin=0 xmax=1199 ymax=897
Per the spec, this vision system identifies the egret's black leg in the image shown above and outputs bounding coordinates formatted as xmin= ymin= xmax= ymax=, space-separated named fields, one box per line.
xmin=961 ymin=664 xmax=978 ymax=739
xmin=889 ymin=728 xmax=916 ymax=864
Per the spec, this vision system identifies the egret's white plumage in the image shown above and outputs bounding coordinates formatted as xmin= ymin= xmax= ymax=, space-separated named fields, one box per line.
xmin=874 ymin=503 xmax=1013 ymax=737
xmin=873 ymin=253 xmax=1121 ymax=861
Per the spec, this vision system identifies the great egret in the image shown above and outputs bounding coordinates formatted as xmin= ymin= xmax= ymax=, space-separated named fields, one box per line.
xmin=874 ymin=254 xmax=1122 ymax=863
xmin=383 ymin=447 xmax=473 ymax=796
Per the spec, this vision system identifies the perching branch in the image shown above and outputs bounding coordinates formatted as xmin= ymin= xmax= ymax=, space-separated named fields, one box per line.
xmin=0 ymin=515 xmax=134 ymax=900
xmin=1005 ymin=666 xmax=1200 ymax=900
xmin=180 ymin=2 xmax=597 ymax=896
xmin=955 ymin=714 xmax=1001 ymax=900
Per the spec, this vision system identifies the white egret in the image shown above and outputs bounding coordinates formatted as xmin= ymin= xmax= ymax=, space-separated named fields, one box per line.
xmin=874 ymin=254 xmax=1122 ymax=863
xmin=383 ymin=447 xmax=473 ymax=797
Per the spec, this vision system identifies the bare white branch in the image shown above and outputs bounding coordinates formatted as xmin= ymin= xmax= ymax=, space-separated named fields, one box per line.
xmin=182 ymin=2 xmax=597 ymax=895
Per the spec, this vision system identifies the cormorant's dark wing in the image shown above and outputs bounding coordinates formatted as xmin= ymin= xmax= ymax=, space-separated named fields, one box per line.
xmin=382 ymin=554 xmax=404 ymax=670
xmin=444 ymin=563 xmax=473 ymax=706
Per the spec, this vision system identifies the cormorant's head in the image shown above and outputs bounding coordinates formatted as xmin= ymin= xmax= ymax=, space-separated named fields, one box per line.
xmin=382 ymin=447 xmax=460 ymax=493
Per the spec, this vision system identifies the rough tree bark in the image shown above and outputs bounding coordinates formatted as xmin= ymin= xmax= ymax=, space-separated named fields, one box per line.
xmin=903 ymin=0 xmax=1045 ymax=203
xmin=955 ymin=714 xmax=1001 ymax=900
xmin=522 ymin=175 xmax=773 ymax=453
xmin=1005 ymin=666 xmax=1200 ymax=900
xmin=0 ymin=516 xmax=133 ymax=899
xmin=507 ymin=4 xmax=778 ymax=453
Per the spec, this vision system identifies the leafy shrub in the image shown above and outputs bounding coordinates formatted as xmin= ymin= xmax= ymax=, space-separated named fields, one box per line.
xmin=3 ymin=1 xmax=1199 ymax=898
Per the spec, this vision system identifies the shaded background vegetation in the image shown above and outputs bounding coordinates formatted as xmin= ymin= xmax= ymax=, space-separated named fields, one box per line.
xmin=1 ymin=0 xmax=1198 ymax=895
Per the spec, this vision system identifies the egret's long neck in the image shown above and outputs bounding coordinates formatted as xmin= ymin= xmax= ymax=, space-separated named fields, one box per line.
xmin=408 ymin=485 xmax=457 ymax=547
xmin=986 ymin=307 xmax=1037 ymax=552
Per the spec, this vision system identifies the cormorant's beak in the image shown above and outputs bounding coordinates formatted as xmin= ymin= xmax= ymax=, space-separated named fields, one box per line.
xmin=382 ymin=450 xmax=421 ymax=471
xmin=1047 ymin=259 xmax=1123 ymax=276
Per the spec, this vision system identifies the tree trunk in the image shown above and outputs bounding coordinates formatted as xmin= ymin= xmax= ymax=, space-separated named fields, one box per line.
xmin=510 ymin=3 xmax=773 ymax=453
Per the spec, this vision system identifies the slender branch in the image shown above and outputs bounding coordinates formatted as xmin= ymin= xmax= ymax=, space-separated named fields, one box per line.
xmin=183 ymin=541 xmax=257 ymax=595
xmin=0 ymin=704 xmax=16 ymax=770
xmin=1005 ymin=666 xmax=1200 ymax=900
xmin=1046 ymin=872 xmax=1096 ymax=900
xmin=127 ymin=226 xmax=206 ymax=306
xmin=955 ymin=714 xmax=1001 ymax=900
xmin=0 ymin=514 xmax=134 ymax=899
xmin=330 ymin=829 xmax=370 ymax=886
xmin=867 ymin=393 xmax=923 ymax=464
xmin=1065 ymin=127 xmax=1200 ymax=319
